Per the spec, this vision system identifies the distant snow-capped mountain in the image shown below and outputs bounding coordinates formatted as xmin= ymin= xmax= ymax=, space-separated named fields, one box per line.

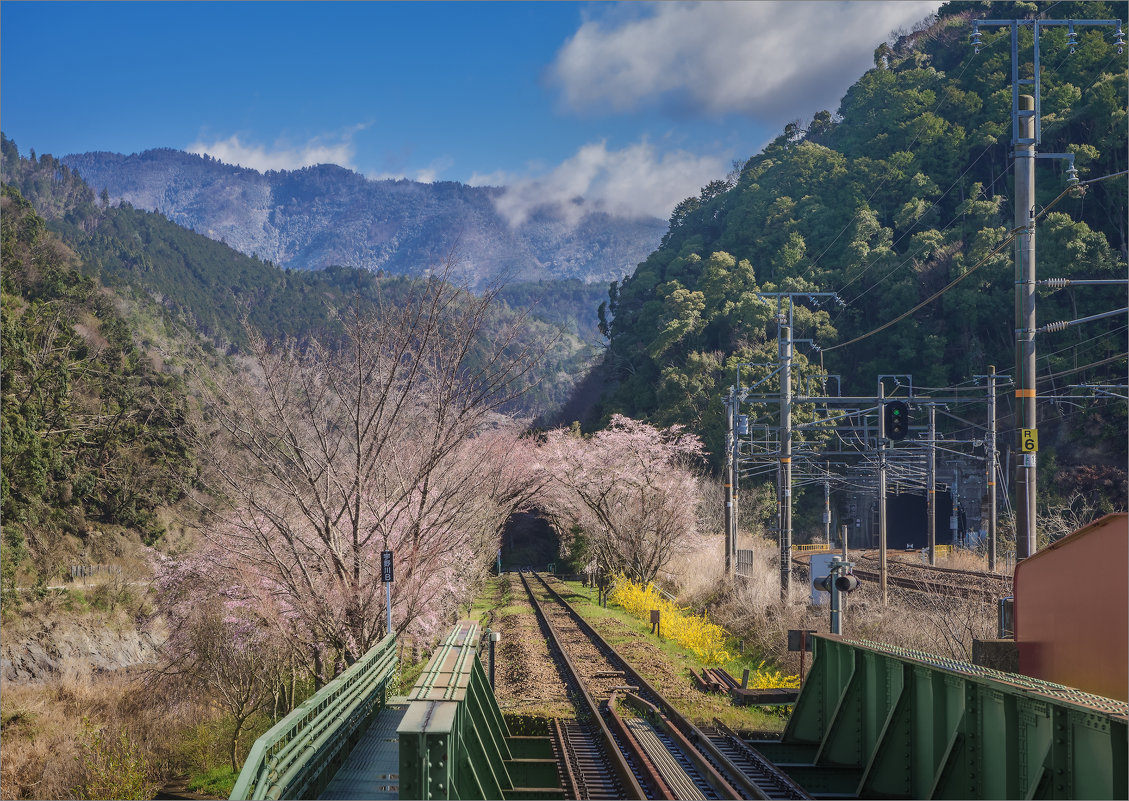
xmin=62 ymin=148 xmax=666 ymax=288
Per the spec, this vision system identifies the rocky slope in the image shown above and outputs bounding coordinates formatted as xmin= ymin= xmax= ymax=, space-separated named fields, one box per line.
xmin=1 ymin=613 xmax=164 ymax=682
xmin=61 ymin=149 xmax=666 ymax=288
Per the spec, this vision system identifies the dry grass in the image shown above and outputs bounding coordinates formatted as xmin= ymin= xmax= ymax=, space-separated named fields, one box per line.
xmin=0 ymin=666 xmax=229 ymax=800
xmin=662 ymin=532 xmax=998 ymax=677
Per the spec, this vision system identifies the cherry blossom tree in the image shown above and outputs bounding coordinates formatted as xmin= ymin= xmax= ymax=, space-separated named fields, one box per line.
xmin=150 ymin=550 xmax=290 ymax=770
xmin=539 ymin=414 xmax=705 ymax=584
xmin=182 ymin=268 xmax=543 ymax=680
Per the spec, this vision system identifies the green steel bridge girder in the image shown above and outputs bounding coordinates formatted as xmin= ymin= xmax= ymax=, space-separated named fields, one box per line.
xmin=230 ymin=633 xmax=399 ymax=801
xmin=398 ymin=621 xmax=562 ymax=801
xmin=755 ymin=634 xmax=1128 ymax=800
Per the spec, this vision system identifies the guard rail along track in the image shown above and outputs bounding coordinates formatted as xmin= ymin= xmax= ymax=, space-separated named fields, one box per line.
xmin=521 ymin=571 xmax=810 ymax=800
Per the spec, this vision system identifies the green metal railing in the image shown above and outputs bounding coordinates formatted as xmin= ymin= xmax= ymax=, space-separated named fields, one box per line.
xmin=229 ymin=633 xmax=398 ymax=800
xmin=398 ymin=620 xmax=561 ymax=800
xmin=755 ymin=634 xmax=1128 ymax=799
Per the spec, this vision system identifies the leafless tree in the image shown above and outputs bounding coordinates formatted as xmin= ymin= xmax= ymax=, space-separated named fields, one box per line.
xmin=185 ymin=262 xmax=544 ymax=678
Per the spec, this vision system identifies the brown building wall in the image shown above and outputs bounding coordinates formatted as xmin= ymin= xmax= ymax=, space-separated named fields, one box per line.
xmin=1014 ymin=512 xmax=1128 ymax=701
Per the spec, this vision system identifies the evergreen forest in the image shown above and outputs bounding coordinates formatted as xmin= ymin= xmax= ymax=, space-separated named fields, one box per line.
xmin=587 ymin=1 xmax=1126 ymax=511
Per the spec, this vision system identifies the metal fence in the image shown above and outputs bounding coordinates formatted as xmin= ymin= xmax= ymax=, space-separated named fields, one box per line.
xmin=229 ymin=633 xmax=398 ymax=800
xmin=69 ymin=564 xmax=122 ymax=581
xmin=736 ymin=549 xmax=754 ymax=578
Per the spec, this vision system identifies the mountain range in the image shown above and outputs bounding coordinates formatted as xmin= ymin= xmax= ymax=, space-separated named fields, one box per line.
xmin=60 ymin=148 xmax=666 ymax=288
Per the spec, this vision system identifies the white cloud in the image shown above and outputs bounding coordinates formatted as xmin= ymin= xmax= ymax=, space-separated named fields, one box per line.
xmin=470 ymin=139 xmax=726 ymax=227
xmin=551 ymin=1 xmax=941 ymax=123
xmin=368 ymin=156 xmax=455 ymax=184
xmin=187 ymin=131 xmax=358 ymax=172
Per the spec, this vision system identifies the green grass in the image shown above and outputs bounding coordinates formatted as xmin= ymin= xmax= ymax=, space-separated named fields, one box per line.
xmin=394 ymin=654 xmax=430 ymax=696
xmin=552 ymin=580 xmax=789 ymax=733
xmin=186 ymin=765 xmax=237 ymax=797
xmin=60 ymin=588 xmax=92 ymax=613
xmin=469 ymin=576 xmax=527 ymax=625
xmin=469 ymin=576 xmax=504 ymax=627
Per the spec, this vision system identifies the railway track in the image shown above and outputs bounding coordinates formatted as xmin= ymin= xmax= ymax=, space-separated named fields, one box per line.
xmin=791 ymin=550 xmax=1011 ymax=600
xmin=519 ymin=571 xmax=642 ymax=800
xmin=520 ymin=571 xmax=809 ymax=800
xmin=856 ymin=549 xmax=1013 ymax=599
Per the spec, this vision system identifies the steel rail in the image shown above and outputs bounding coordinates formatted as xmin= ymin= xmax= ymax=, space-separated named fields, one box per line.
xmin=792 ymin=551 xmax=1010 ymax=600
xmin=530 ymin=572 xmax=810 ymax=800
xmin=517 ymin=571 xmax=647 ymax=800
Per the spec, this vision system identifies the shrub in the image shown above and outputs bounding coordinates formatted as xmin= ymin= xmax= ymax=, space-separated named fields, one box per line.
xmin=608 ymin=573 xmax=733 ymax=664
xmin=71 ymin=723 xmax=158 ymax=800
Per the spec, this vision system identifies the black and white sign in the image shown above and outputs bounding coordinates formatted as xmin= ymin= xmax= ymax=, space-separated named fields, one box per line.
xmin=381 ymin=550 xmax=393 ymax=583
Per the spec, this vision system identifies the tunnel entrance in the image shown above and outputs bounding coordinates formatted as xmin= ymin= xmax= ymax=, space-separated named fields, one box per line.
xmin=886 ymin=487 xmax=955 ymax=550
xmin=499 ymin=509 xmax=560 ymax=572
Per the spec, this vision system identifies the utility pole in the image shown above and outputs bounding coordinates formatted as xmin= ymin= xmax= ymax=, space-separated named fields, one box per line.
xmin=1015 ymin=92 xmax=1038 ymax=561
xmin=969 ymin=15 xmax=1123 ymax=559
xmin=779 ymin=325 xmax=793 ymax=601
xmin=731 ymin=390 xmax=740 ymax=573
xmin=877 ymin=382 xmax=888 ymax=605
xmin=823 ymin=472 xmax=832 ymax=549
xmin=724 ymin=387 xmax=734 ymax=577
xmin=927 ymin=403 xmax=937 ymax=566
xmin=986 ymin=365 xmax=998 ymax=572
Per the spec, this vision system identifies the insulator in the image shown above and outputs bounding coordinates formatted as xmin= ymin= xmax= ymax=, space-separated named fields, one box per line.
xmin=1043 ymin=278 xmax=1071 ymax=288
xmin=1042 ymin=320 xmax=1070 ymax=333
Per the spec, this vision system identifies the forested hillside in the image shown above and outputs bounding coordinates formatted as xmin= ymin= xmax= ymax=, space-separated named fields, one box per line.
xmin=59 ymin=147 xmax=666 ymax=288
xmin=1 ymin=185 xmax=196 ymax=596
xmin=1 ymin=136 xmax=603 ymax=418
xmin=590 ymin=1 xmax=1127 ymax=499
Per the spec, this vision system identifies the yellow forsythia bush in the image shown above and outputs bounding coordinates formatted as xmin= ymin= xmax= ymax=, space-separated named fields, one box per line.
xmin=607 ymin=574 xmax=800 ymax=689
xmin=744 ymin=660 xmax=801 ymax=690
xmin=607 ymin=574 xmax=733 ymax=664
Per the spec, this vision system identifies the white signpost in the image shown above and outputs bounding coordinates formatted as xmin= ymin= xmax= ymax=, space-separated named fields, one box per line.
xmin=810 ymin=553 xmax=837 ymax=606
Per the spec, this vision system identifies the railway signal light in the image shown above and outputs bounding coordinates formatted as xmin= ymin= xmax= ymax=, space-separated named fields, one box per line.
xmin=885 ymin=401 xmax=910 ymax=441
xmin=814 ymin=557 xmax=859 ymax=635
xmin=815 ymin=573 xmax=861 ymax=594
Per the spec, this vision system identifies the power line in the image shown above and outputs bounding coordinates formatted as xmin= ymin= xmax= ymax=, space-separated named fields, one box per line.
xmin=834 ymin=146 xmax=998 ymax=304
xmin=823 ymin=171 xmax=1127 ymax=354
xmin=823 ymin=225 xmax=1020 ymax=352
xmin=1038 ymin=352 xmax=1128 ymax=383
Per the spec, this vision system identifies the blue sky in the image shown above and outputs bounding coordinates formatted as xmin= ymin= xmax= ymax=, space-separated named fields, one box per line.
xmin=2 ymin=1 xmax=940 ymax=222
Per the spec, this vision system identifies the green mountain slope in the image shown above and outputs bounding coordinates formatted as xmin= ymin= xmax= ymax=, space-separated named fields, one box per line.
xmin=593 ymin=2 xmax=1127 ymax=483
xmin=2 ymin=185 xmax=195 ymax=585
xmin=2 ymin=134 xmax=602 ymax=416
